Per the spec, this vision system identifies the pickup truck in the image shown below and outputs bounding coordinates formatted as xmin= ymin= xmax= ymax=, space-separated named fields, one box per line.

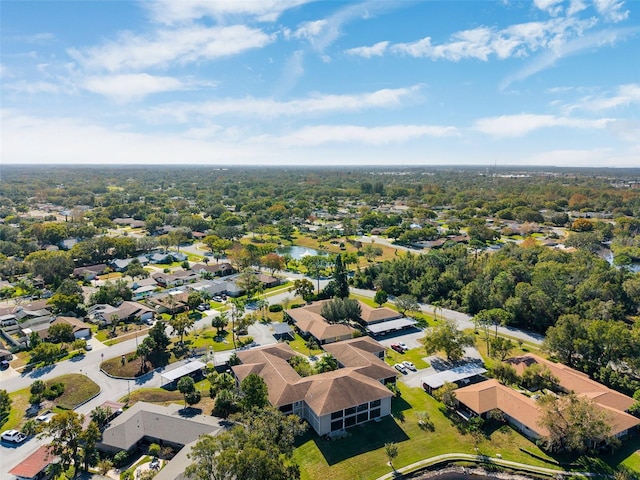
xmin=1 ymin=429 xmax=27 ymax=444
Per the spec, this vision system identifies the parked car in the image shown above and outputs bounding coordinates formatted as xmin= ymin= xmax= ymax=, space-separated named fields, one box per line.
xmin=2 ymin=429 xmax=27 ymax=444
xmin=84 ymin=343 xmax=93 ymax=351
xmin=0 ymin=360 xmax=9 ymax=369
xmin=394 ymin=363 xmax=407 ymax=374
xmin=397 ymin=342 xmax=409 ymax=352
xmin=402 ymin=361 xmax=416 ymax=371
xmin=196 ymin=304 xmax=208 ymax=312
xmin=390 ymin=344 xmax=404 ymax=353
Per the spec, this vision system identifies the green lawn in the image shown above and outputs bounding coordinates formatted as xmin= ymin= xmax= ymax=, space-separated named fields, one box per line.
xmin=48 ymin=374 xmax=100 ymax=410
xmin=294 ymin=383 xmax=561 ymax=480
xmin=384 ymin=347 xmax=430 ymax=370
xmin=4 ymin=387 xmax=30 ymax=431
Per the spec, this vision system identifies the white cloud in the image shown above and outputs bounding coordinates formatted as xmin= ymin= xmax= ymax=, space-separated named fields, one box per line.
xmin=13 ymin=32 xmax=55 ymax=44
xmin=567 ymin=0 xmax=588 ymax=16
xmin=389 ymin=17 xmax=595 ymax=61
xmin=533 ymin=0 xmax=564 ymax=16
xmin=524 ymin=148 xmax=616 ymax=166
xmin=345 ymin=41 xmax=389 ymax=58
xmin=294 ymin=1 xmax=397 ymax=53
xmin=500 ymin=26 xmax=635 ymax=89
xmin=253 ymin=124 xmax=459 ymax=146
xmin=81 ymin=73 xmax=199 ymax=102
xmin=69 ymin=25 xmax=274 ymax=72
xmin=0 ymin=109 xmax=265 ymax=165
xmin=148 ymin=85 xmax=423 ymax=121
xmin=144 ymin=0 xmax=313 ymax=24
xmin=594 ymin=0 xmax=629 ymax=22
xmin=473 ymin=113 xmax=613 ymax=137
xmin=275 ymin=50 xmax=306 ymax=97
xmin=571 ymin=83 xmax=640 ymax=112
xmin=293 ymin=20 xmax=328 ymax=40
xmin=3 ymin=80 xmax=70 ymax=95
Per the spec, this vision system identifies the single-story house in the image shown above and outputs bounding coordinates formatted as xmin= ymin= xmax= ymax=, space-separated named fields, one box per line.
xmin=193 ymin=262 xmax=235 ymax=277
xmin=232 ymin=340 xmax=395 ymax=436
xmin=50 ymin=316 xmax=92 ymax=339
xmin=256 ymin=273 xmax=281 ymax=288
xmin=186 ymin=280 xmax=227 ymax=297
xmin=87 ymin=301 xmax=155 ymax=324
xmin=132 ymin=285 xmax=158 ymax=300
xmin=285 ymin=303 xmax=356 ymax=345
xmin=455 ymin=354 xmax=640 ymax=442
xmin=358 ymin=303 xmax=402 ymax=325
xmin=149 ymin=252 xmax=187 ymax=264
xmin=73 ymin=264 xmax=108 ymax=281
xmin=8 ymin=445 xmax=58 ymax=480
xmin=97 ymin=402 xmax=223 ymax=454
xmin=146 ymin=291 xmax=190 ymax=314
xmin=152 ymin=270 xmax=199 ymax=288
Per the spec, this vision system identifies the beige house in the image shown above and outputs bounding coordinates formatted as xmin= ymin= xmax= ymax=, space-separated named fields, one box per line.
xmin=232 ymin=338 xmax=396 ymax=436
xmin=285 ymin=303 xmax=355 ymax=345
xmin=455 ymin=354 xmax=640 ymax=441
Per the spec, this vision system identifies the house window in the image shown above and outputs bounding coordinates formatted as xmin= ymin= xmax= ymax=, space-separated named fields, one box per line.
xmin=345 ymin=407 xmax=356 ymax=416
xmin=370 ymin=399 xmax=381 ymax=408
xmin=331 ymin=410 xmax=343 ymax=420
xmin=331 ymin=419 xmax=343 ymax=432
xmin=370 ymin=408 xmax=381 ymax=419
xmin=357 ymin=403 xmax=368 ymax=412
xmin=357 ymin=412 xmax=368 ymax=424
xmin=345 ymin=416 xmax=356 ymax=427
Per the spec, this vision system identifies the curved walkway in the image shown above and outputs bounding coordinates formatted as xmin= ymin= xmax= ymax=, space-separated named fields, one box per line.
xmin=375 ymin=452 xmax=595 ymax=480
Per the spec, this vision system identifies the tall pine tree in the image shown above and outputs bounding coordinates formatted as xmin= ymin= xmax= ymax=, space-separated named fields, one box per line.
xmin=333 ymin=254 xmax=350 ymax=299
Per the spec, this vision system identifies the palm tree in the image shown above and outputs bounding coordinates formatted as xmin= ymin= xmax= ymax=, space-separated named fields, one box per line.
xmin=385 ymin=442 xmax=399 ymax=471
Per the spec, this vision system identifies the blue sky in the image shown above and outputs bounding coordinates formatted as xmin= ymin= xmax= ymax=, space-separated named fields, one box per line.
xmin=1 ymin=0 xmax=639 ymax=167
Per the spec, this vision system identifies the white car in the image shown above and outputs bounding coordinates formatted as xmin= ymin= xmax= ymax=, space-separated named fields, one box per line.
xmin=2 ymin=429 xmax=27 ymax=443
xmin=397 ymin=342 xmax=409 ymax=352
xmin=394 ymin=363 xmax=408 ymax=374
xmin=402 ymin=361 xmax=417 ymax=371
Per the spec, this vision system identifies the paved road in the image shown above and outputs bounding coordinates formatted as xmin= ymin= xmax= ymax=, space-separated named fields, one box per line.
xmin=1 ymin=266 xmax=545 ymax=478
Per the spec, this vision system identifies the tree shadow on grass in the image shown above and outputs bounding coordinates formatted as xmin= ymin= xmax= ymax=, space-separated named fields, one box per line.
xmin=305 ymin=417 xmax=410 ymax=465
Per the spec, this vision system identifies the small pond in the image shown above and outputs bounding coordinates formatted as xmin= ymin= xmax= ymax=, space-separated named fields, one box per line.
xmin=276 ymin=245 xmax=327 ymax=260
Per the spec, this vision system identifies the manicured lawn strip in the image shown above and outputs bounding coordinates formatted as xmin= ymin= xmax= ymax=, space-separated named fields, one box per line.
xmin=384 ymin=347 xmax=430 ymax=370
xmin=124 ymin=387 xmax=216 ymax=413
xmin=5 ymin=387 xmax=30 ymax=431
xmin=183 ymin=329 xmax=235 ymax=352
xmin=48 ymin=374 xmax=100 ymax=410
xmin=284 ymin=332 xmax=322 ymax=358
xmin=294 ymin=383 xmax=559 ymax=480
xmin=125 ymin=388 xmax=183 ymax=404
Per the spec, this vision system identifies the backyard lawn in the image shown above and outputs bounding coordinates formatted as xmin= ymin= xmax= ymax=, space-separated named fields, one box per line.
xmin=294 ymin=382 xmax=561 ymax=480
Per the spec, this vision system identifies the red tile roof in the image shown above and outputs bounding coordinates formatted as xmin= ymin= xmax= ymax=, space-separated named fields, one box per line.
xmin=9 ymin=445 xmax=57 ymax=478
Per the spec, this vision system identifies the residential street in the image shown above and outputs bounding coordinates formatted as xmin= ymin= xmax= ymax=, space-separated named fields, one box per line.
xmin=1 ymin=269 xmax=543 ymax=478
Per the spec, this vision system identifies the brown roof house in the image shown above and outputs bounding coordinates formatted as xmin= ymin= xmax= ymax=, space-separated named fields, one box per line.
xmin=285 ymin=303 xmax=356 ymax=345
xmin=87 ymin=301 xmax=155 ymax=325
xmin=33 ymin=316 xmax=92 ymax=340
xmin=455 ymin=354 xmax=640 ymax=443
xmin=232 ymin=338 xmax=396 ymax=436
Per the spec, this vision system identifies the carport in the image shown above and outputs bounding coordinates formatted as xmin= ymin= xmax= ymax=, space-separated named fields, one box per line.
xmin=366 ymin=317 xmax=418 ymax=335
xmin=421 ymin=364 xmax=487 ymax=394
xmin=160 ymin=360 xmax=206 ymax=387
